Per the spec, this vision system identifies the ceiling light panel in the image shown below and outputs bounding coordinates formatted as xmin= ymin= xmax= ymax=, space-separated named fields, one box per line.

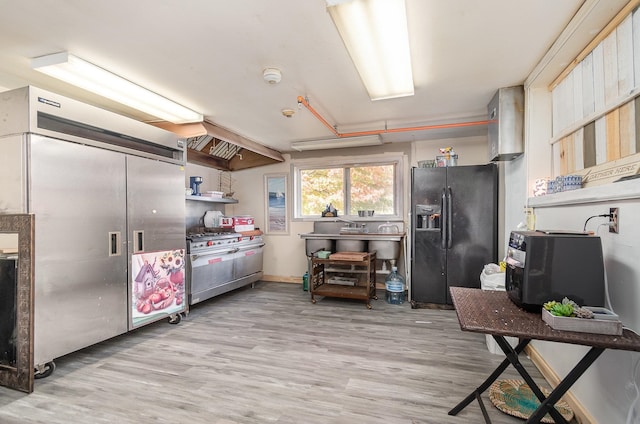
xmin=31 ymin=52 xmax=203 ymax=124
xmin=328 ymin=0 xmax=414 ymax=100
xmin=291 ymin=135 xmax=382 ymax=151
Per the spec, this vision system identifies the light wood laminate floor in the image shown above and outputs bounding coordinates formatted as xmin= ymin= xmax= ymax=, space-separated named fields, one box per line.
xmin=0 ymin=282 xmax=574 ymax=423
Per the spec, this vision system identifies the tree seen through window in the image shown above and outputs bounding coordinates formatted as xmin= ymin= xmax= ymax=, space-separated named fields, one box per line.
xmin=299 ymin=164 xmax=395 ymax=216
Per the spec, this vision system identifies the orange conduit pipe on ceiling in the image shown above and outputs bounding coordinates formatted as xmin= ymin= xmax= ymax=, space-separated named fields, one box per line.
xmin=296 ymin=96 xmax=490 ymax=138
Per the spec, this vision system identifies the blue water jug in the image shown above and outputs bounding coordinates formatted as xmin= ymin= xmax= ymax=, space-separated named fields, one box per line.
xmin=385 ymin=267 xmax=405 ymax=304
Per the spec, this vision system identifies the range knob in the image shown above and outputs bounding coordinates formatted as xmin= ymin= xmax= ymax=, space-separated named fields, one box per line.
xmin=207 ymin=240 xmax=214 ymax=246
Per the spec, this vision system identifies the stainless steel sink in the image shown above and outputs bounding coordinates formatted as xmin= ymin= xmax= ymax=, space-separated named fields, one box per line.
xmin=305 ymin=238 xmax=334 ymax=256
xmin=368 ymin=240 xmax=400 ymax=260
xmin=336 ymin=239 xmax=367 ymax=252
xmin=300 ymin=231 xmax=404 ymax=258
xmin=301 ymin=220 xmax=404 ymax=257
xmin=300 ymin=232 xmax=403 ymax=241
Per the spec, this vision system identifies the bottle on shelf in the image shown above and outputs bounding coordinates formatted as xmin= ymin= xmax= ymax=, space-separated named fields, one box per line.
xmin=385 ymin=266 xmax=405 ymax=305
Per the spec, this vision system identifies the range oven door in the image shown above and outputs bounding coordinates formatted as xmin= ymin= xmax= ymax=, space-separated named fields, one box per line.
xmin=234 ymin=243 xmax=265 ymax=280
xmin=188 ymin=248 xmax=236 ymax=305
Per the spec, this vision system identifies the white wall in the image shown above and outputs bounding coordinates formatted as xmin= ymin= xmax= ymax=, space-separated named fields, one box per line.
xmin=531 ymin=190 xmax=640 ymax=423
xmin=412 ymin=135 xmax=489 ymax=166
xmin=226 ymin=154 xmax=312 ymax=282
xmin=511 ymin=67 xmax=640 ymax=423
xmin=184 ymin=163 xmax=224 ymax=194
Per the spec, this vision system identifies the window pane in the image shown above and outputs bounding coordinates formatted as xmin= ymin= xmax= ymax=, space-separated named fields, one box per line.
xmin=349 ymin=165 xmax=395 ymax=215
xmin=300 ymin=168 xmax=344 ymax=216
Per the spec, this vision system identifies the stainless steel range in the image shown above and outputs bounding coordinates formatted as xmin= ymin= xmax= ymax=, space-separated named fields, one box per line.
xmin=186 ymin=231 xmax=264 ymax=305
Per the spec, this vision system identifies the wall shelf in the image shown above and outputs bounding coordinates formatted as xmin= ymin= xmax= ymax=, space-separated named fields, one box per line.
xmin=528 ymin=178 xmax=640 ymax=208
xmin=186 ymin=195 xmax=238 ymax=204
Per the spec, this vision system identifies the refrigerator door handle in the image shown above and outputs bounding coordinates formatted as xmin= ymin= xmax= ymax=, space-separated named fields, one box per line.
xmin=441 ymin=188 xmax=447 ymax=249
xmin=133 ymin=230 xmax=144 ymax=253
xmin=108 ymin=231 xmax=121 ymax=256
xmin=447 ymin=187 xmax=453 ymax=249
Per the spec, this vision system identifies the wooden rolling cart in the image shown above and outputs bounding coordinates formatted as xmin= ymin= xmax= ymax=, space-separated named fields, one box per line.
xmin=310 ymin=251 xmax=377 ymax=309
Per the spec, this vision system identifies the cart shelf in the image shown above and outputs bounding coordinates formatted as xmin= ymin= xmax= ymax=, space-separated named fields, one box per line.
xmin=310 ymin=252 xmax=377 ymax=308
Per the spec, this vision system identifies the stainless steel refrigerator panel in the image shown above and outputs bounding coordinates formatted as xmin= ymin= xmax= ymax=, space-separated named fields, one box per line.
xmin=126 ymin=156 xmax=186 ymax=253
xmin=444 ymin=165 xmax=498 ymax=303
xmin=30 ymin=135 xmax=128 ymax=365
xmin=0 ymin=134 xmax=27 ymax=214
xmin=0 ymin=86 xmax=189 ymax=372
xmin=126 ymin=156 xmax=186 ymax=328
xmin=0 ymin=88 xmax=31 ymax=135
xmin=0 ymin=86 xmax=185 ymax=164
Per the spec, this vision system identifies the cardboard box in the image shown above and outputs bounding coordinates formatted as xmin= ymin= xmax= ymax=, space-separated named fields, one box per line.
xmin=233 ymin=216 xmax=254 ymax=225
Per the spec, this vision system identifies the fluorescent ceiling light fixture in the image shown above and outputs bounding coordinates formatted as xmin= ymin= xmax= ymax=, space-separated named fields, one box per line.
xmin=291 ymin=135 xmax=382 ymax=151
xmin=31 ymin=52 xmax=203 ymax=124
xmin=327 ymin=0 xmax=414 ymax=101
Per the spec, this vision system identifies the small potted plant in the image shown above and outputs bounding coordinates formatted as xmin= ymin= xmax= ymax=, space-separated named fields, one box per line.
xmin=541 ymin=297 xmax=621 ymax=335
xmin=543 ymin=298 xmax=594 ymax=319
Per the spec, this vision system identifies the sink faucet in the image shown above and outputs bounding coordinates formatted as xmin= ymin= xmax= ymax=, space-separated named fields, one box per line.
xmin=335 ymin=217 xmax=367 ymax=232
xmin=335 ymin=217 xmax=357 ymax=226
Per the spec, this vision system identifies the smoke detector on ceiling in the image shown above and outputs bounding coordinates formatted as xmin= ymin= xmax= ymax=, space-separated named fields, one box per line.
xmin=263 ymin=68 xmax=282 ymax=84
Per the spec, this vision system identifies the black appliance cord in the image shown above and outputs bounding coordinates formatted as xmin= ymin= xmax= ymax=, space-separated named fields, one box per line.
xmin=582 ymin=214 xmax=612 ymax=232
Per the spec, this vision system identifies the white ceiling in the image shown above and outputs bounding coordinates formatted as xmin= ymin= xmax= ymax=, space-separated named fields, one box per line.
xmin=0 ymin=0 xmax=625 ymax=152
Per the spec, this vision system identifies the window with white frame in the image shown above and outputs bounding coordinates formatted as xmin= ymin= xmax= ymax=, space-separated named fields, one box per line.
xmin=293 ymin=156 xmax=403 ymax=219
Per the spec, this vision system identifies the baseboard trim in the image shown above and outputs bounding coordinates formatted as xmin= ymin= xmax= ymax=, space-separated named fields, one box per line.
xmin=261 ymin=275 xmax=300 ymax=284
xmin=525 ymin=345 xmax=596 ymax=424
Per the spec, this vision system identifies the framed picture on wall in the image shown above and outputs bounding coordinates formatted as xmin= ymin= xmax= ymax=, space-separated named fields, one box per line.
xmin=264 ymin=173 xmax=288 ymax=234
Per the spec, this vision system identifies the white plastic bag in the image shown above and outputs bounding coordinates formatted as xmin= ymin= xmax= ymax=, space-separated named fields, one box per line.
xmin=480 ymin=264 xmax=505 ymax=290
xmin=483 ymin=263 xmax=501 ymax=275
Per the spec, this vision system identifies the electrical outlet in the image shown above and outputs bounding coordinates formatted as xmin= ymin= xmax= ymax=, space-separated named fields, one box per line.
xmin=609 ymin=208 xmax=619 ymax=233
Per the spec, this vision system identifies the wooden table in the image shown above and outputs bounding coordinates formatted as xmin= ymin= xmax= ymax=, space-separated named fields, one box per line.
xmin=448 ymin=287 xmax=640 ymax=424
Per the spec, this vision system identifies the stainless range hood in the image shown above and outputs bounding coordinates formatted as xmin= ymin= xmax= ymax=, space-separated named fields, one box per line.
xmin=488 ymin=86 xmax=524 ymax=161
xmin=152 ymin=120 xmax=284 ymax=171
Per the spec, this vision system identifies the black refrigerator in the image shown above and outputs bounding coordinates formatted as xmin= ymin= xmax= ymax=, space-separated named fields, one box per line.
xmin=411 ymin=164 xmax=498 ymax=306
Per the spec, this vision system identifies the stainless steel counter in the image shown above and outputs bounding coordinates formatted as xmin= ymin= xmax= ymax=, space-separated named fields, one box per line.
xmin=299 ymin=232 xmax=405 ymax=242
